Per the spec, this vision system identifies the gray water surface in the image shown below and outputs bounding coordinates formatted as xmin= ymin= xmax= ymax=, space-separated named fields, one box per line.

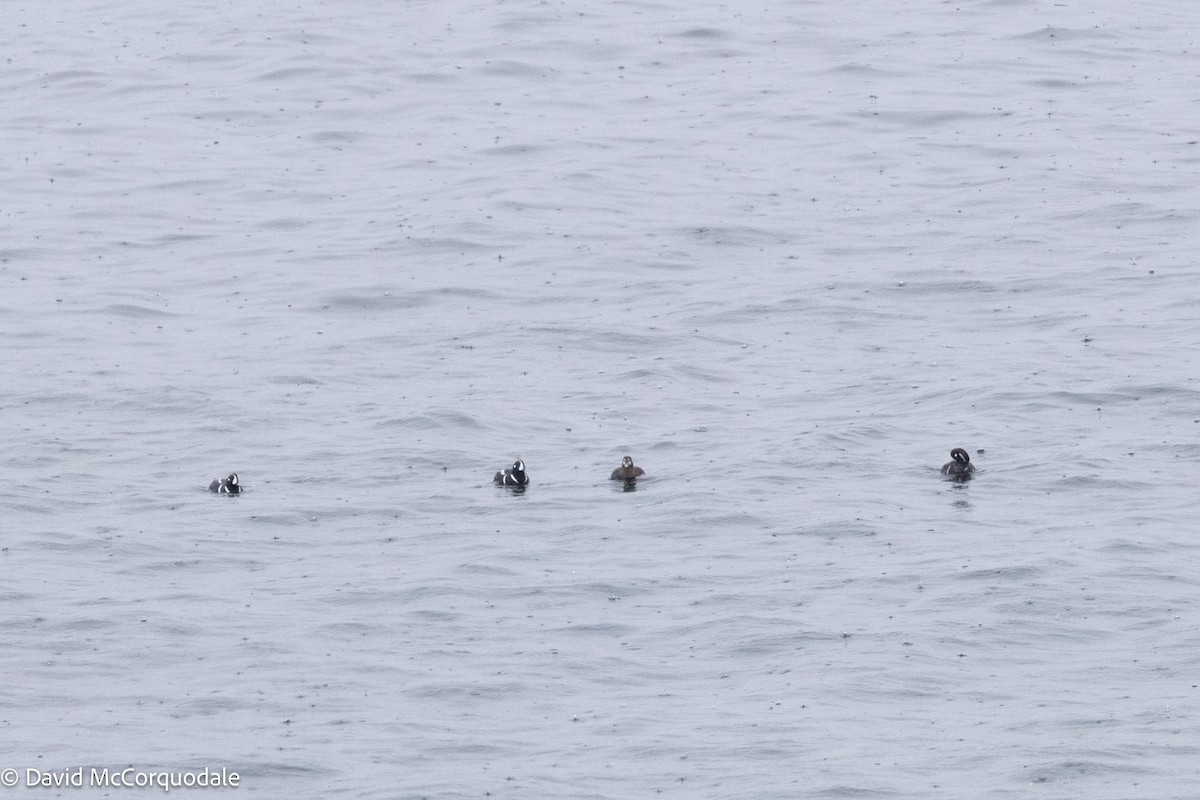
xmin=2 ymin=1 xmax=1199 ymax=798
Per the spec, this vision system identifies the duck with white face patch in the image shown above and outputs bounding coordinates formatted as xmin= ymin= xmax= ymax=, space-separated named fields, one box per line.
xmin=209 ymin=473 xmax=241 ymax=494
xmin=610 ymin=456 xmax=645 ymax=482
xmin=493 ymin=459 xmax=528 ymax=487
xmin=940 ymin=449 xmax=974 ymax=480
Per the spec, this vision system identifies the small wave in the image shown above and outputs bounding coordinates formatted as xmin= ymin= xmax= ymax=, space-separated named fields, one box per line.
xmin=91 ymin=303 xmax=177 ymax=318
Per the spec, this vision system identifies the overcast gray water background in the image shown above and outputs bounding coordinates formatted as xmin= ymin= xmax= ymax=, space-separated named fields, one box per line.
xmin=2 ymin=1 xmax=1199 ymax=798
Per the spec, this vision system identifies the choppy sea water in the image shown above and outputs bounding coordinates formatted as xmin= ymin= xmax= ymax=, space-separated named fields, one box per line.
xmin=2 ymin=1 xmax=1199 ymax=797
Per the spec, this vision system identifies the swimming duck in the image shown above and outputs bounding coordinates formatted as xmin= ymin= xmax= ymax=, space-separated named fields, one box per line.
xmin=494 ymin=459 xmax=528 ymax=487
xmin=209 ymin=473 xmax=241 ymax=494
xmin=940 ymin=448 xmax=974 ymax=479
xmin=610 ymin=455 xmax=645 ymax=482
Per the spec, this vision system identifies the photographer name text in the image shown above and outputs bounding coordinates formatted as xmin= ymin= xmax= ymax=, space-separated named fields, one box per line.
xmin=1 ymin=767 xmax=239 ymax=792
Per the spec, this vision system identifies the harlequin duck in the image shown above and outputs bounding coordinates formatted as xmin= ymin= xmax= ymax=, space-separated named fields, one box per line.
xmin=610 ymin=456 xmax=645 ymax=482
xmin=940 ymin=448 xmax=974 ymax=479
xmin=209 ymin=473 xmax=241 ymax=494
xmin=493 ymin=459 xmax=528 ymax=487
